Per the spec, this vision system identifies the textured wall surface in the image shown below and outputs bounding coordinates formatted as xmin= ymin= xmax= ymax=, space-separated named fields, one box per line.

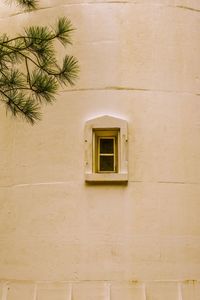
xmin=0 ymin=0 xmax=200 ymax=299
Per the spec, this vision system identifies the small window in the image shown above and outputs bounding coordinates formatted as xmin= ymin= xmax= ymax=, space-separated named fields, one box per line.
xmin=85 ymin=115 xmax=128 ymax=182
xmin=93 ymin=129 xmax=119 ymax=173
xmin=98 ymin=137 xmax=116 ymax=172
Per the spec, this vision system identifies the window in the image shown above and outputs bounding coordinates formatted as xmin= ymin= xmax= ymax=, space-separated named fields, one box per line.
xmin=85 ymin=115 xmax=128 ymax=182
xmin=94 ymin=129 xmax=119 ymax=173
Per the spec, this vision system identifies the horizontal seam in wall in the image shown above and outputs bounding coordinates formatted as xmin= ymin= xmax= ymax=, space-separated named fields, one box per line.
xmin=1 ymin=2 xmax=200 ymax=19
xmin=0 ymin=278 xmax=200 ymax=283
xmin=60 ymin=86 xmax=200 ymax=97
xmin=0 ymin=180 xmax=199 ymax=188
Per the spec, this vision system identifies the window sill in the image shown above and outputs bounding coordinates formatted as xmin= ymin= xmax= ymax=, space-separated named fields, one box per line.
xmin=85 ymin=173 xmax=128 ymax=182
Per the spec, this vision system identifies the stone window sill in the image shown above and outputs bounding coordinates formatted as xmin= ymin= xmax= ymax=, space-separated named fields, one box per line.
xmin=85 ymin=172 xmax=128 ymax=182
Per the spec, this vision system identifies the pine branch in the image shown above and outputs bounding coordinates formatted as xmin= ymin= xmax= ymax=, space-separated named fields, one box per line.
xmin=0 ymin=88 xmax=41 ymax=124
xmin=0 ymin=14 xmax=79 ymax=124
xmin=56 ymin=55 xmax=79 ymax=86
xmin=8 ymin=0 xmax=38 ymax=11
xmin=30 ymin=70 xmax=58 ymax=103
xmin=55 ymin=17 xmax=74 ymax=45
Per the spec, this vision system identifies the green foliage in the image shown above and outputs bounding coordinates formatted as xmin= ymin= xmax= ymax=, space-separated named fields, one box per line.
xmin=1 ymin=1 xmax=79 ymax=124
xmin=7 ymin=0 xmax=38 ymax=11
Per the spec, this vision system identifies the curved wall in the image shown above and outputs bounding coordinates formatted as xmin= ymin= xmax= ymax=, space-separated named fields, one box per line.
xmin=0 ymin=1 xmax=200 ymax=299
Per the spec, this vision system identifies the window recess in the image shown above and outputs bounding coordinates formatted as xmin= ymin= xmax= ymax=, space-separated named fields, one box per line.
xmin=85 ymin=115 xmax=128 ymax=182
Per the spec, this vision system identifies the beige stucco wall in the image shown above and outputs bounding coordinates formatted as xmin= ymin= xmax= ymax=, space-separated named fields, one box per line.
xmin=0 ymin=0 xmax=200 ymax=299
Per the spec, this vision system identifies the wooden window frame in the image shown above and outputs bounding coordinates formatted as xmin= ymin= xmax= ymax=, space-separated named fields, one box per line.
xmin=93 ymin=129 xmax=119 ymax=173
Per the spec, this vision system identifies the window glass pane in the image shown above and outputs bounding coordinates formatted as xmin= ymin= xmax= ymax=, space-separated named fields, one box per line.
xmin=99 ymin=156 xmax=114 ymax=171
xmin=100 ymin=138 xmax=114 ymax=154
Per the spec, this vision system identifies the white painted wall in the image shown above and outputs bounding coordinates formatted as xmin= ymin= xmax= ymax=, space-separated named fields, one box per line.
xmin=0 ymin=0 xmax=200 ymax=299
